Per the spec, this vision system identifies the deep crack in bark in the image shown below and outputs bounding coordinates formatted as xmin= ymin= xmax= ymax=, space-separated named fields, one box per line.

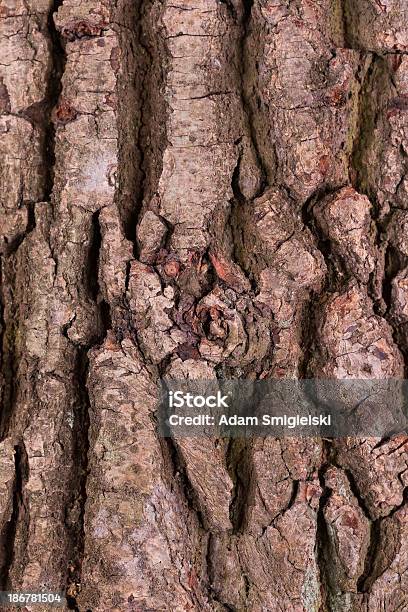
xmin=0 ymin=442 xmax=28 ymax=590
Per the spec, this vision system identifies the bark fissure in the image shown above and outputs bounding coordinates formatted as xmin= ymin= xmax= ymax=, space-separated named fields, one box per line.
xmin=116 ymin=1 xmax=153 ymax=243
xmin=65 ymin=213 xmax=107 ymax=609
xmin=0 ymin=442 xmax=28 ymax=590
xmin=44 ymin=0 xmax=66 ymax=200
xmin=0 ymin=0 xmax=65 ymax=442
xmin=206 ymin=535 xmax=236 ymax=611
xmin=350 ymin=53 xmax=408 ymax=369
xmin=227 ymin=437 xmax=252 ymax=533
xmin=315 ymin=444 xmax=333 ymax=611
xmin=240 ymin=0 xmax=268 ymax=197
xmin=356 ymin=519 xmax=382 ymax=593
xmin=0 ymin=263 xmax=17 ymax=442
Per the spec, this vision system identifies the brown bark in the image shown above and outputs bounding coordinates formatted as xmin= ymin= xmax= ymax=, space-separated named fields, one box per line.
xmin=1 ymin=1 xmax=408 ymax=611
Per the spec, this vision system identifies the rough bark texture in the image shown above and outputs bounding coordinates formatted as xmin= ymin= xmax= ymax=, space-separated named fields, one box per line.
xmin=1 ymin=1 xmax=408 ymax=611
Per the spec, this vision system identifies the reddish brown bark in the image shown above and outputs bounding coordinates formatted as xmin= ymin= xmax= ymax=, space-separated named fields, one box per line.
xmin=1 ymin=1 xmax=408 ymax=611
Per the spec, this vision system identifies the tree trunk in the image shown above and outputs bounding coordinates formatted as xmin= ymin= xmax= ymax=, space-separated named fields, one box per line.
xmin=1 ymin=1 xmax=408 ymax=610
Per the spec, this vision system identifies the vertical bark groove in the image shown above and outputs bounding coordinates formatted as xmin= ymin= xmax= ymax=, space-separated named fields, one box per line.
xmin=0 ymin=441 xmax=28 ymax=591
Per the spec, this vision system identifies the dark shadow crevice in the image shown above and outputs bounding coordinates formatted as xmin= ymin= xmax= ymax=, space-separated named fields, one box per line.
xmin=0 ymin=442 xmax=29 ymax=590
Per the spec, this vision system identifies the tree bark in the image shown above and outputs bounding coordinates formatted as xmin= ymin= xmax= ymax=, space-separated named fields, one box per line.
xmin=1 ymin=1 xmax=408 ymax=611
